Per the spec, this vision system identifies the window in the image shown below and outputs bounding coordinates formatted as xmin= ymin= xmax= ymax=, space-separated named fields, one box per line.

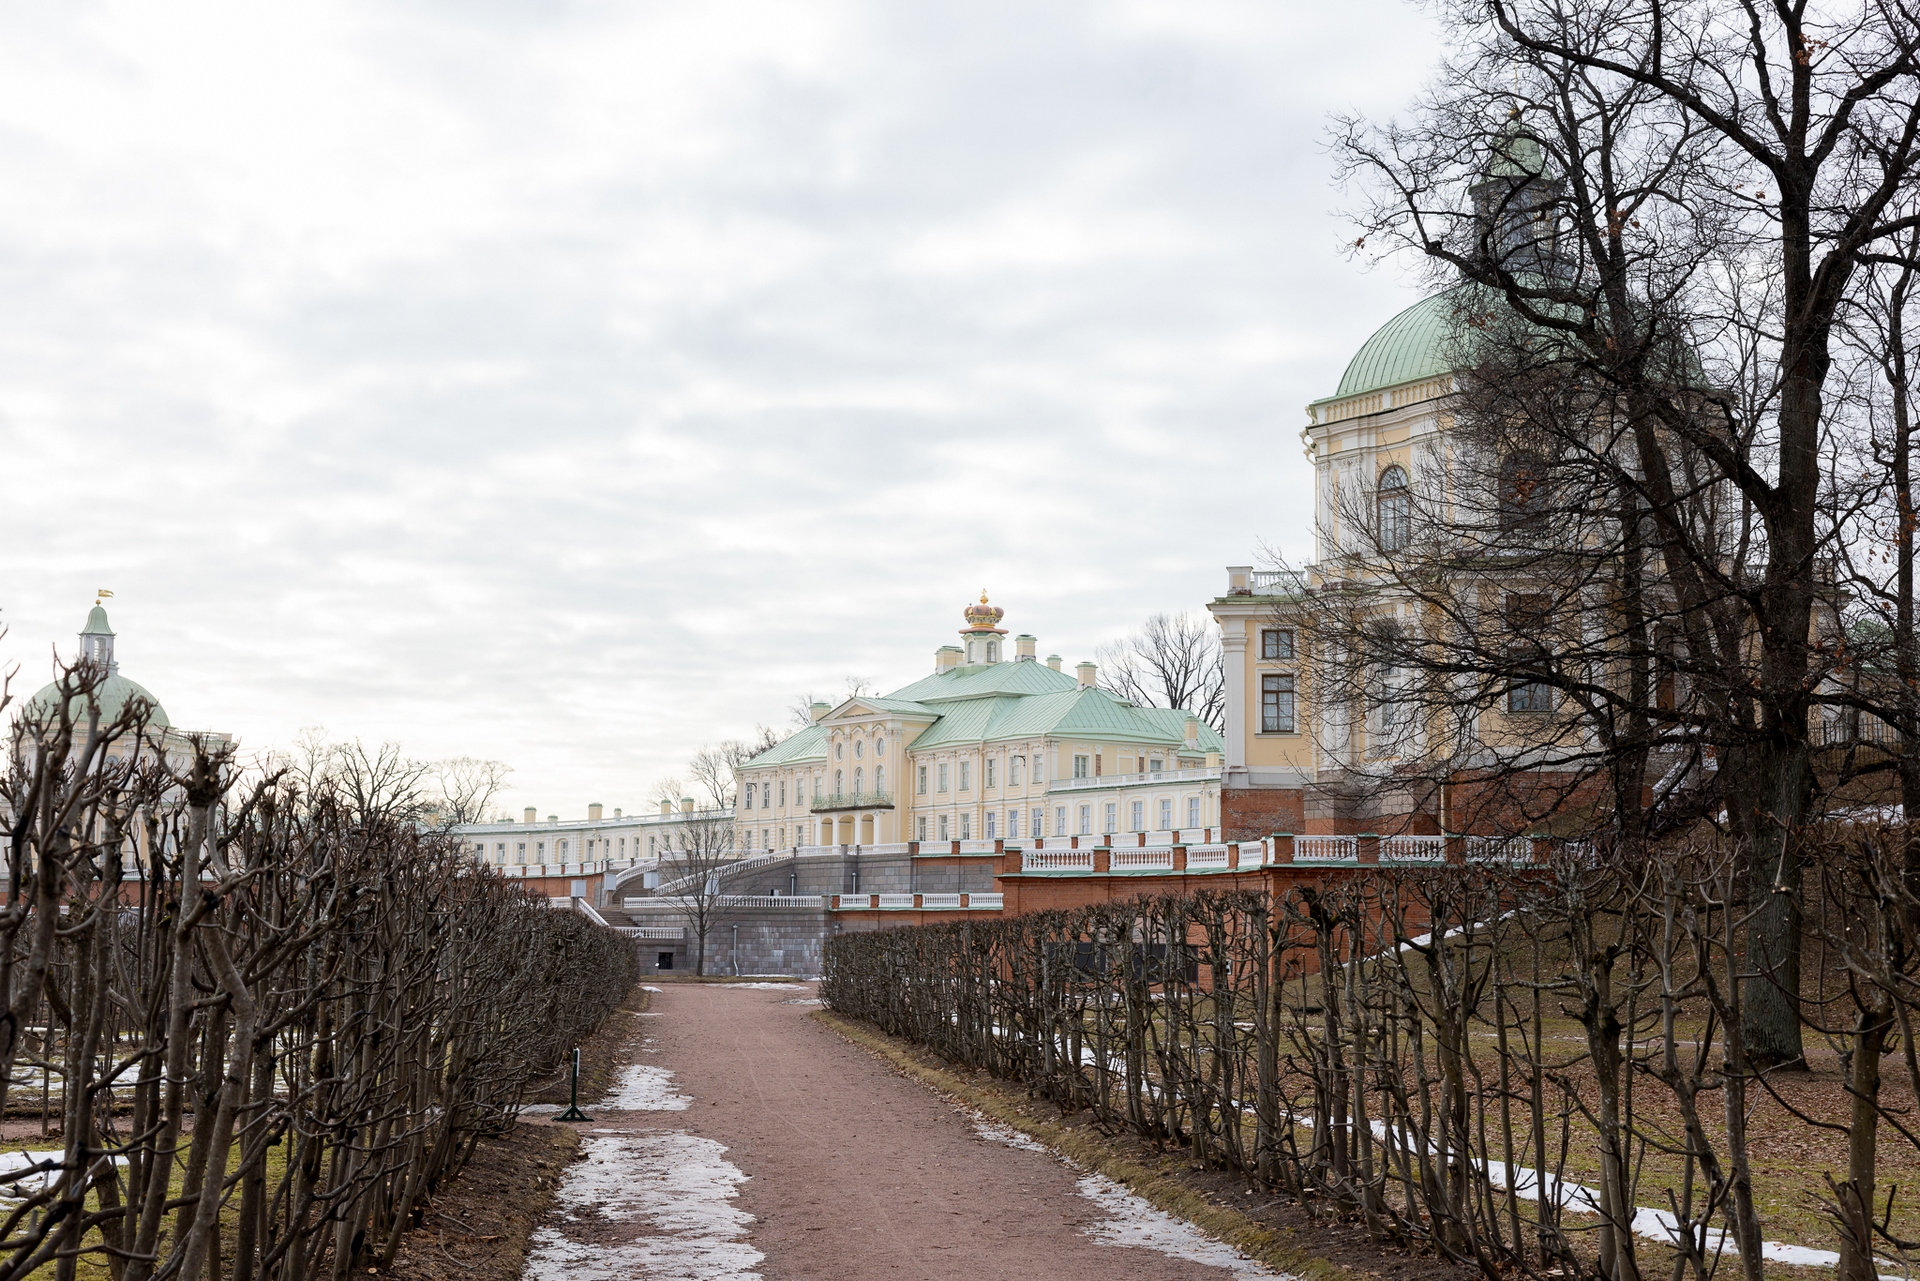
xmin=854 ymin=739 xmax=863 ymax=759
xmin=1262 ymin=628 xmax=1296 ymax=661
xmin=1378 ymin=465 xmax=1411 ymax=551
xmin=517 ymin=842 xmax=527 ymax=863
xmin=745 ymin=783 xmax=755 ymax=809
xmin=986 ymin=758 xmax=996 ymax=789
xmin=835 ymin=742 xmax=843 ymax=760
xmin=1073 ymin=754 xmax=1090 ymax=779
xmin=1010 ymin=755 xmax=1024 ymax=786
xmin=1033 ymin=755 xmax=1044 ymax=782
xmin=960 ymin=813 xmax=971 ymax=840
xmin=917 ymin=816 xmax=927 ymax=840
xmin=537 ymin=842 xmax=547 ymax=859
xmin=875 ymin=738 xmax=885 ymax=755
xmin=986 ymin=811 xmax=996 ymax=838
xmin=1103 ymin=803 xmax=1117 ymax=833
xmin=987 ymin=640 xmax=998 ymax=662
xmin=1261 ymin=674 xmax=1296 ymax=733
xmin=937 ymin=764 xmax=949 ymax=793
xmin=762 ymin=828 xmax=770 ymax=849
xmin=497 ymin=842 xmax=507 ymax=862
xmin=1037 ymin=807 xmax=1050 ymax=837
xmin=1508 ymin=679 xmax=1553 ymax=713
xmin=1159 ymin=799 xmax=1173 ymax=829
xmin=959 ymin=761 xmax=971 ymax=791
xmin=853 ymin=767 xmax=863 ymax=794
xmin=1130 ymin=800 xmax=1144 ymax=830
xmin=939 ymin=815 xmax=949 ymax=839
xmin=557 ymin=840 xmax=568 ymax=857
xmin=1149 ymin=757 xmax=1163 ymax=773
xmin=835 ymin=769 xmax=844 ymax=793
xmin=918 ymin=765 xmax=928 ymax=794
xmin=1077 ymin=805 xmax=1091 ymax=835
xmin=648 ymin=837 xmax=655 ymax=856
xmin=617 ymin=837 xmax=624 ymax=856
xmin=875 ymin=766 xmax=885 ymax=794
xmin=813 ymin=775 xmax=822 ymax=800
xmin=779 ymin=781 xmax=786 ymax=807
xmin=1187 ymin=796 xmax=1201 ymax=827
xmin=1007 ymin=809 xmax=1019 ymax=838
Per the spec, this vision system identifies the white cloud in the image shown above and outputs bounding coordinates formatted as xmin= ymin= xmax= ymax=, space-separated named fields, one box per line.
xmin=0 ymin=0 xmax=1444 ymax=816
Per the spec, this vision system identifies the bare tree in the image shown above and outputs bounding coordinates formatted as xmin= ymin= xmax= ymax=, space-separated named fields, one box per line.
xmin=1321 ymin=0 xmax=1920 ymax=1068
xmin=1097 ymin=611 xmax=1225 ymax=731
xmin=653 ymin=807 xmax=737 ymax=976
xmin=687 ymin=729 xmax=780 ymax=810
xmin=431 ymin=756 xmax=512 ymax=826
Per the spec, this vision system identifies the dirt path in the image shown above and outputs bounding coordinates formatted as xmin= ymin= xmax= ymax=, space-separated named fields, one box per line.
xmin=524 ymin=980 xmax=1281 ymax=1281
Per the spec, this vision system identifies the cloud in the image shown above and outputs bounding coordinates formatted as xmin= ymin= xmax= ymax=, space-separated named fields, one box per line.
xmin=0 ymin=0 xmax=1442 ymax=815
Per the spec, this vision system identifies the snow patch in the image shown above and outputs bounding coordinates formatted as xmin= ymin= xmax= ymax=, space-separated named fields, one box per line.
xmin=781 ymin=997 xmax=823 ymax=1006
xmin=713 ymin=982 xmax=800 ymax=989
xmin=641 ymin=985 xmax=664 ymax=992
xmin=604 ymin=1063 xmax=693 ymax=1111
xmin=524 ymin=1132 xmax=762 ymax=1280
xmin=968 ymin=1113 xmax=1049 ymax=1155
xmin=1077 ymin=1172 xmax=1284 ymax=1278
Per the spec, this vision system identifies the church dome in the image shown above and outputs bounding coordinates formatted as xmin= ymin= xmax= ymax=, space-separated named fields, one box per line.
xmin=1333 ymin=286 xmax=1470 ymax=399
xmin=24 ymin=673 xmax=171 ymax=730
xmin=21 ymin=603 xmax=170 ymax=730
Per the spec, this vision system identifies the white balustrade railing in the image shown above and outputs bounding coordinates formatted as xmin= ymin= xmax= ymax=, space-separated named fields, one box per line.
xmin=625 ymin=926 xmax=685 ymax=939
xmin=1238 ymin=841 xmax=1268 ymax=865
xmin=920 ymin=893 xmax=962 ymax=909
xmin=1294 ymin=835 xmax=1357 ymax=862
xmin=1383 ymin=835 xmax=1447 ymax=863
xmin=1050 ymin=767 xmax=1221 ymax=793
xmin=875 ymin=893 xmax=916 ymax=909
xmin=836 ymin=893 xmax=874 ymax=909
xmin=1024 ymin=849 xmax=1094 ymax=872
xmin=723 ymin=895 xmax=824 ymax=909
xmin=1184 ymin=845 xmax=1231 ymax=870
xmin=1466 ymin=836 xmax=1533 ymax=862
xmin=967 ymin=893 xmax=1004 ymax=910
xmin=1111 ymin=848 xmax=1174 ymax=871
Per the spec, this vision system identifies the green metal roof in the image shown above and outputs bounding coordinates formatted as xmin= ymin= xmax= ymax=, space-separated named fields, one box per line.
xmin=742 ymin=723 xmax=827 ymax=768
xmin=884 ymin=660 xmax=1080 ymax=704
xmin=24 ymin=673 xmax=169 ymax=730
xmin=1328 ymin=286 xmax=1468 ymax=400
xmin=83 ymin=605 xmax=113 ymax=636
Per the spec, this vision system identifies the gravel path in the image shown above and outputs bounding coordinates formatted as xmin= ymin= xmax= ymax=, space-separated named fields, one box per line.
xmin=525 ymin=981 xmax=1280 ymax=1281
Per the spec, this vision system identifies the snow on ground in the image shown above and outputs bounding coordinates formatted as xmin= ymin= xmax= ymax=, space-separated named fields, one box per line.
xmin=1077 ymin=1172 xmax=1285 ymax=1279
xmin=525 ymin=1132 xmax=763 ymax=1281
xmin=966 ymin=1109 xmax=1284 ymax=1276
xmin=641 ymin=985 xmax=664 ymax=992
xmin=603 ymin=1063 xmax=692 ymax=1111
xmin=781 ymin=997 xmax=823 ymax=1006
xmin=712 ymin=982 xmax=800 ymax=990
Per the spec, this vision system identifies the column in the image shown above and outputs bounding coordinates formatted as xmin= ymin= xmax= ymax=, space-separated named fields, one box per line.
xmin=1220 ymin=616 xmax=1248 ymax=777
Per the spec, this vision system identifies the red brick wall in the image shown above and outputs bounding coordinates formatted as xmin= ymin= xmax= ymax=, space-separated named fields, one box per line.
xmin=1220 ymin=787 xmax=1303 ymax=841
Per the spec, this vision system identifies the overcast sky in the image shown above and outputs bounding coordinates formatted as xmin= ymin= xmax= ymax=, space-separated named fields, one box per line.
xmin=0 ymin=0 xmax=1443 ymax=818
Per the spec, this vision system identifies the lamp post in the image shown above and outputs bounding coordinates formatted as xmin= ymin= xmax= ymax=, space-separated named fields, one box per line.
xmin=556 ymin=1047 xmax=591 ymax=1122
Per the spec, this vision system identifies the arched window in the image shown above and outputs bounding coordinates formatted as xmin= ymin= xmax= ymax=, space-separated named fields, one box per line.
xmin=875 ymin=765 xmax=886 ymax=795
xmin=1377 ymin=466 xmax=1411 ymax=551
xmin=853 ymin=767 xmax=864 ymax=794
xmin=835 ymin=769 xmax=844 ymax=794
xmin=1499 ymin=451 xmax=1548 ymax=531
xmin=986 ymin=640 xmax=998 ymax=662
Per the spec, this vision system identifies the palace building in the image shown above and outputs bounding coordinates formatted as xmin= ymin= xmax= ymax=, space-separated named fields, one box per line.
xmin=731 ymin=594 xmax=1225 ymax=852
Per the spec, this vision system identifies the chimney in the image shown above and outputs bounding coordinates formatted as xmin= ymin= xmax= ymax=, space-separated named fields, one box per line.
xmin=588 ymin=802 xmax=603 ymax=822
xmin=660 ymin=799 xmax=673 ymax=816
xmin=614 ymin=808 xmax=622 ymax=818
xmin=524 ymin=806 xmax=537 ymax=824
xmin=1046 ymin=654 xmax=1063 ymax=672
xmin=1076 ymin=661 xmax=1097 ymax=688
xmin=547 ymin=815 xmax=558 ymax=824
xmin=810 ymin=701 xmax=830 ymax=723
xmin=680 ymin=796 xmax=695 ymax=814
xmin=1014 ymin=634 xmax=1037 ymax=662
xmin=1185 ymin=715 xmax=1199 ymax=747
xmin=935 ymin=645 xmax=963 ymax=672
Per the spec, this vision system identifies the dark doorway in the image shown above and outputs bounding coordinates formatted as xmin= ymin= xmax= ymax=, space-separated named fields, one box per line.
xmin=657 ymin=952 xmax=675 ymax=970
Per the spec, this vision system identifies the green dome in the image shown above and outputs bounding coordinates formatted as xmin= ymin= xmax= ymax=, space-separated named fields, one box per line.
xmin=23 ymin=673 xmax=170 ymax=730
xmin=1334 ymin=287 xmax=1467 ymax=399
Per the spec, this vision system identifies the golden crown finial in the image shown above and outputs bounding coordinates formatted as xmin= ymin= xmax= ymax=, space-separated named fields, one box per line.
xmin=980 ymin=589 xmax=989 ymax=603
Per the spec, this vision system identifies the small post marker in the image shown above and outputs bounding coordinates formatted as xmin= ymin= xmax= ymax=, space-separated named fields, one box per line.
xmin=556 ymin=1047 xmax=592 ymax=1122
